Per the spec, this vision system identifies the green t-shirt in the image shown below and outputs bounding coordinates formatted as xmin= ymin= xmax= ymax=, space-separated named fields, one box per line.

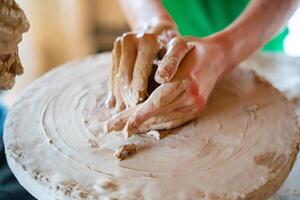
xmin=162 ymin=0 xmax=288 ymax=51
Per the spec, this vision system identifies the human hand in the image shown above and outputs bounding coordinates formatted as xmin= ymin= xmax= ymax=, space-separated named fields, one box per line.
xmin=105 ymin=22 xmax=178 ymax=112
xmin=104 ymin=36 xmax=229 ymax=137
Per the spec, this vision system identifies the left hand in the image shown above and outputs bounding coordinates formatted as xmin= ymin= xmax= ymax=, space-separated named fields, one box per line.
xmin=104 ymin=36 xmax=229 ymax=137
xmin=105 ymin=21 xmax=178 ymax=112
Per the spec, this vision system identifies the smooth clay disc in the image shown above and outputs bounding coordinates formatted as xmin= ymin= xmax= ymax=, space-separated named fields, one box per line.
xmin=4 ymin=53 xmax=300 ymax=200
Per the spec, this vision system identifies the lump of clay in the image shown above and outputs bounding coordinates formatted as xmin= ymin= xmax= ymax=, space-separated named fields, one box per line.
xmin=113 ymin=144 xmax=137 ymax=161
xmin=0 ymin=0 xmax=29 ymax=89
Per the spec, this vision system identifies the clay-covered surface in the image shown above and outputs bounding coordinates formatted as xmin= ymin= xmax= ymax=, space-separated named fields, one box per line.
xmin=4 ymin=53 xmax=300 ymax=200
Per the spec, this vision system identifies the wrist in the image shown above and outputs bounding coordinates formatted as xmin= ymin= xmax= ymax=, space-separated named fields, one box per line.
xmin=139 ymin=18 xmax=179 ymax=44
xmin=199 ymin=33 xmax=231 ymax=76
xmin=204 ymin=30 xmax=238 ymax=75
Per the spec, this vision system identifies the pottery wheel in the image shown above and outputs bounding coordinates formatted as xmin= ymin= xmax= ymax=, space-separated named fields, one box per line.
xmin=4 ymin=53 xmax=299 ymax=200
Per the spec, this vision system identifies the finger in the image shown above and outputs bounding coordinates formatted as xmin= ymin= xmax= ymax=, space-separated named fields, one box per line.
xmin=163 ymin=89 xmax=196 ymax=113
xmin=124 ymin=81 xmax=187 ymax=138
xmin=103 ymin=107 xmax=137 ymax=133
xmin=128 ymin=105 xmax=196 ymax=134
xmin=118 ymin=33 xmax=138 ymax=107
xmin=129 ymin=33 xmax=160 ymax=106
xmin=138 ymin=92 xmax=196 ymax=132
xmin=150 ymin=117 xmax=193 ymax=131
xmin=106 ymin=38 xmax=121 ymax=108
xmin=155 ymin=37 xmax=195 ymax=84
xmin=114 ymin=79 xmax=126 ymax=112
xmin=105 ymin=92 xmax=115 ymax=109
xmin=141 ymin=113 xmax=195 ymax=132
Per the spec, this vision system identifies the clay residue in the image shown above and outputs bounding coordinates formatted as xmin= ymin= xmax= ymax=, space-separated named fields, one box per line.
xmin=198 ymin=140 xmax=217 ymax=157
xmin=88 ymin=139 xmax=99 ymax=149
xmin=113 ymin=144 xmax=137 ymax=161
xmin=254 ymin=152 xmax=287 ymax=173
xmin=146 ymin=130 xmax=170 ymax=140
xmin=244 ymin=104 xmax=259 ymax=121
xmin=95 ymin=180 xmax=117 ymax=192
xmin=56 ymin=180 xmax=98 ymax=199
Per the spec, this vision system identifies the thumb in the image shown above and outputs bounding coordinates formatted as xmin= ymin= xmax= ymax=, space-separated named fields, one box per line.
xmin=155 ymin=37 xmax=194 ymax=84
xmin=124 ymin=81 xmax=186 ymax=138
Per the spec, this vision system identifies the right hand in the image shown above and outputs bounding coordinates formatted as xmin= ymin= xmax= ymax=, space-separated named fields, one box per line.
xmin=106 ymin=23 xmax=178 ymax=112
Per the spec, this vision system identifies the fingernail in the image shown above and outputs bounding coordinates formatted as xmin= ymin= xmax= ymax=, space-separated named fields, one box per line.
xmin=155 ymin=70 xmax=169 ymax=83
xmin=115 ymin=102 xmax=125 ymax=112
xmin=105 ymin=97 xmax=115 ymax=108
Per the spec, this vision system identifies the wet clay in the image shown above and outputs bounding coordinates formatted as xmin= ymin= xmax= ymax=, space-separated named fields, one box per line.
xmin=4 ymin=53 xmax=299 ymax=200
xmin=113 ymin=144 xmax=137 ymax=161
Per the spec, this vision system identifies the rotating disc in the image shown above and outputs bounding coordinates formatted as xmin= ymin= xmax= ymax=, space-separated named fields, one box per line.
xmin=4 ymin=53 xmax=299 ymax=200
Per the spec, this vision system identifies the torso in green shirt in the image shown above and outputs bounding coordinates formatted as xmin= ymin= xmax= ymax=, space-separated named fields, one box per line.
xmin=162 ymin=0 xmax=288 ymax=51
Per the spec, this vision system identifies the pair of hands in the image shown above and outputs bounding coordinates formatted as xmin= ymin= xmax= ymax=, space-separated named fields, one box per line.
xmin=105 ymin=29 xmax=229 ymax=138
xmin=0 ymin=0 xmax=29 ymax=89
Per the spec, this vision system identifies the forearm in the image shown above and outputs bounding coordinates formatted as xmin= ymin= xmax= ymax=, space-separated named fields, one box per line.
xmin=118 ymin=0 xmax=177 ymax=33
xmin=211 ymin=0 xmax=299 ymax=70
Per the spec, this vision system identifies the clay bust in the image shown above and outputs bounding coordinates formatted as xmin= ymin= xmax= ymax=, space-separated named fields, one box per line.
xmin=0 ymin=0 xmax=29 ymax=89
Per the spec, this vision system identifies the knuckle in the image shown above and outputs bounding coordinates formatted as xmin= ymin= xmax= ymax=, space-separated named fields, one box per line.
xmin=170 ymin=36 xmax=185 ymax=45
xmin=138 ymin=33 xmax=155 ymax=41
xmin=168 ymin=36 xmax=190 ymax=51
xmin=122 ymin=32 xmax=137 ymax=42
xmin=117 ymin=70 xmax=127 ymax=80
xmin=115 ymin=36 xmax=122 ymax=42
xmin=113 ymin=37 xmax=121 ymax=49
xmin=115 ymin=37 xmax=122 ymax=44
xmin=121 ymin=35 xmax=138 ymax=48
xmin=138 ymin=33 xmax=159 ymax=47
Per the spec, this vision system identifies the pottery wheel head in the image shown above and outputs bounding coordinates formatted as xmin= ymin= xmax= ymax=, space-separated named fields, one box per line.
xmin=4 ymin=53 xmax=300 ymax=200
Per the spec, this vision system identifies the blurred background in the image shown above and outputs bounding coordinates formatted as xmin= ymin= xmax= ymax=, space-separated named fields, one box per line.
xmin=2 ymin=0 xmax=300 ymax=105
xmin=3 ymin=0 xmax=129 ymax=105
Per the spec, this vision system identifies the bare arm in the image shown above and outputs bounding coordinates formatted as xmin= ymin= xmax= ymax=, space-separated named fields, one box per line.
xmin=118 ymin=0 xmax=176 ymax=33
xmin=210 ymin=0 xmax=300 ymax=72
